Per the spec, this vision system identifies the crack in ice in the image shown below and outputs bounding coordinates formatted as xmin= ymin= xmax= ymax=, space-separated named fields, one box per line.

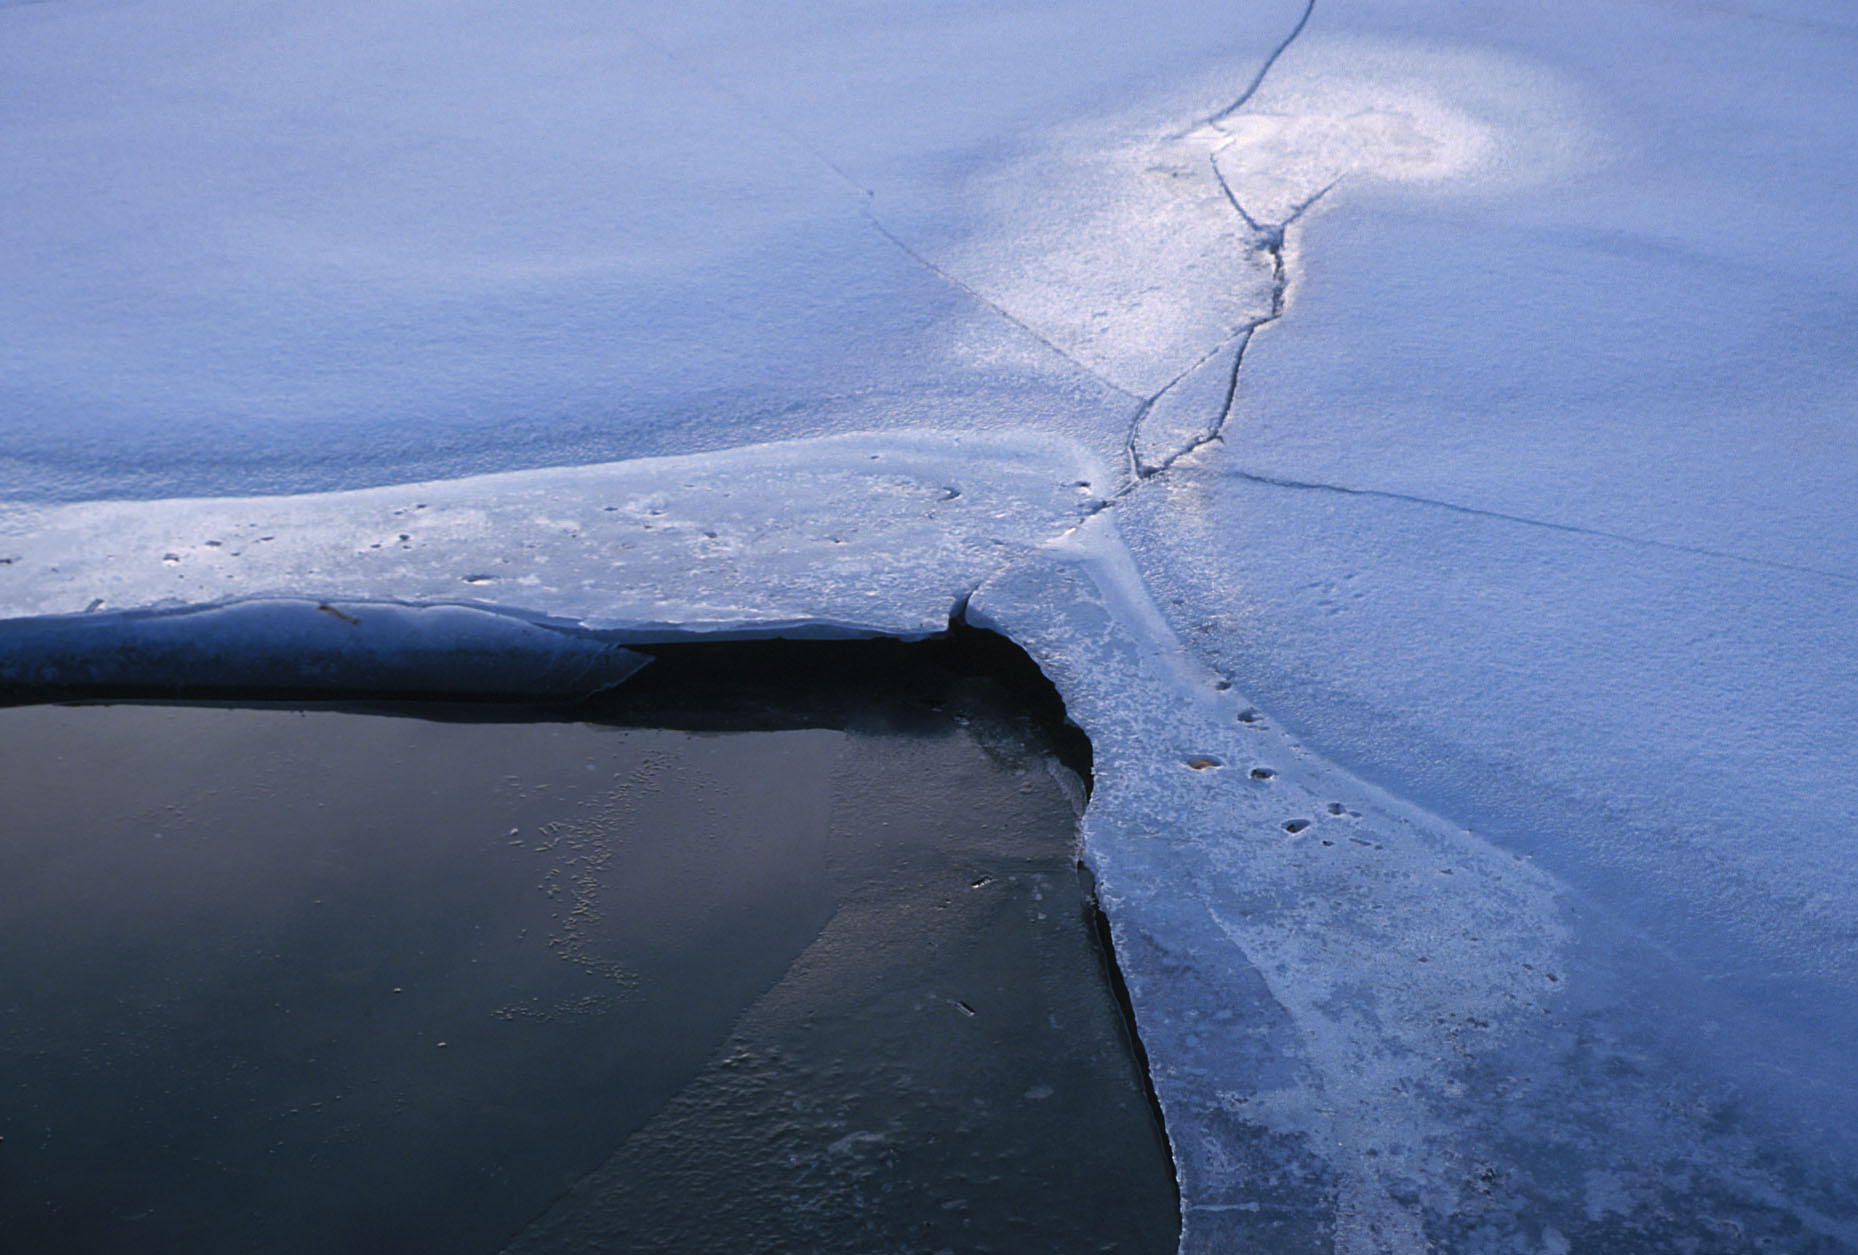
xmin=1226 ymin=468 xmax=1858 ymax=583
xmin=1119 ymin=173 xmax=1335 ymax=485
xmin=1117 ymin=4 xmax=1332 ymax=487
xmin=856 ymin=209 xmax=1146 ymax=405
xmin=1199 ymin=0 xmax=1320 ymax=131
xmin=607 ymin=17 xmax=1148 ymax=408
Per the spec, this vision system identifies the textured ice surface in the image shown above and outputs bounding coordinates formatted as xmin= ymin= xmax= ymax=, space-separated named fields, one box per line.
xmin=0 ymin=432 xmax=1095 ymax=639
xmin=0 ymin=434 xmax=1582 ymax=1252
xmin=1115 ymin=3 xmax=1858 ymax=1245
xmin=5 ymin=0 xmax=1857 ymax=1249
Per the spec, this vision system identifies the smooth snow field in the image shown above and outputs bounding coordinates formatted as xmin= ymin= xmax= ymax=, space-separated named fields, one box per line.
xmin=3 ymin=0 xmax=1856 ymax=1250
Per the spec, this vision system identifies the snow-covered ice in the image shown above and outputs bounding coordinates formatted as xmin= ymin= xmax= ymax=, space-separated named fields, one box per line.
xmin=4 ymin=0 xmax=1856 ymax=1249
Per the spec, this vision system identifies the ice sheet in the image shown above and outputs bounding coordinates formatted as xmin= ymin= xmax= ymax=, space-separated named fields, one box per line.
xmin=0 ymin=0 xmax=1304 ymax=500
xmin=4 ymin=0 xmax=1856 ymax=1249
xmin=1112 ymin=3 xmax=1858 ymax=1245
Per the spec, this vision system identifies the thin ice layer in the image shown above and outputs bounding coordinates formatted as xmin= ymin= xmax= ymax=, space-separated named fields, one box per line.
xmin=972 ymin=515 xmax=1858 ymax=1252
xmin=0 ymin=431 xmax=1098 ymax=641
xmin=7 ymin=432 xmax=1855 ymax=1250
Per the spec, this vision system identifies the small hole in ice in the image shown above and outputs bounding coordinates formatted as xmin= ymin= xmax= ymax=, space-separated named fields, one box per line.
xmin=1283 ymin=819 xmax=1310 ymax=834
xmin=1236 ymin=709 xmax=1260 ymax=724
xmin=462 ymin=574 xmax=495 ymax=585
xmin=1250 ymin=767 xmax=1275 ymax=780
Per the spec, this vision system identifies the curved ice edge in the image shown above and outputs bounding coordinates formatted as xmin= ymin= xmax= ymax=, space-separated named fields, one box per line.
xmin=4 ymin=429 xmax=1827 ymax=1252
xmin=0 ymin=596 xmax=967 ymax=697
xmin=0 ymin=428 xmax=1096 ymax=630
xmin=0 ymin=598 xmax=653 ymax=699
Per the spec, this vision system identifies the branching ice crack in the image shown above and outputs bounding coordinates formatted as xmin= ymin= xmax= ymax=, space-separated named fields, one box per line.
xmin=1117 ymin=167 xmax=1334 ymax=488
xmin=1114 ymin=329 xmax=1248 ymax=483
xmin=1114 ymin=2 xmax=1329 ymax=491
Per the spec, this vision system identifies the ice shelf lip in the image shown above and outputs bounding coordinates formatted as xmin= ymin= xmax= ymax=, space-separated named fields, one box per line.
xmin=0 ymin=428 xmax=1839 ymax=1252
xmin=0 ymin=599 xmax=653 ymax=700
xmin=0 ymin=429 xmax=1095 ymax=637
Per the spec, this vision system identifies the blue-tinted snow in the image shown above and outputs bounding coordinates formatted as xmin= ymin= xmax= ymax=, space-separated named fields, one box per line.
xmin=4 ymin=0 xmax=1856 ymax=1250
xmin=0 ymin=0 xmax=1297 ymax=500
xmin=1118 ymin=2 xmax=1858 ymax=1246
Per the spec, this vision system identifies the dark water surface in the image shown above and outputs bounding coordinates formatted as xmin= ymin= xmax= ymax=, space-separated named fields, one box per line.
xmin=0 ymin=641 xmax=1177 ymax=1253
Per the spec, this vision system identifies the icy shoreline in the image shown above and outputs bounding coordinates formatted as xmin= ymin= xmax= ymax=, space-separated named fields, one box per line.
xmin=15 ymin=429 xmax=1831 ymax=1251
xmin=1 ymin=429 xmax=1520 ymax=1246
xmin=7 ymin=0 xmax=1857 ymax=1244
